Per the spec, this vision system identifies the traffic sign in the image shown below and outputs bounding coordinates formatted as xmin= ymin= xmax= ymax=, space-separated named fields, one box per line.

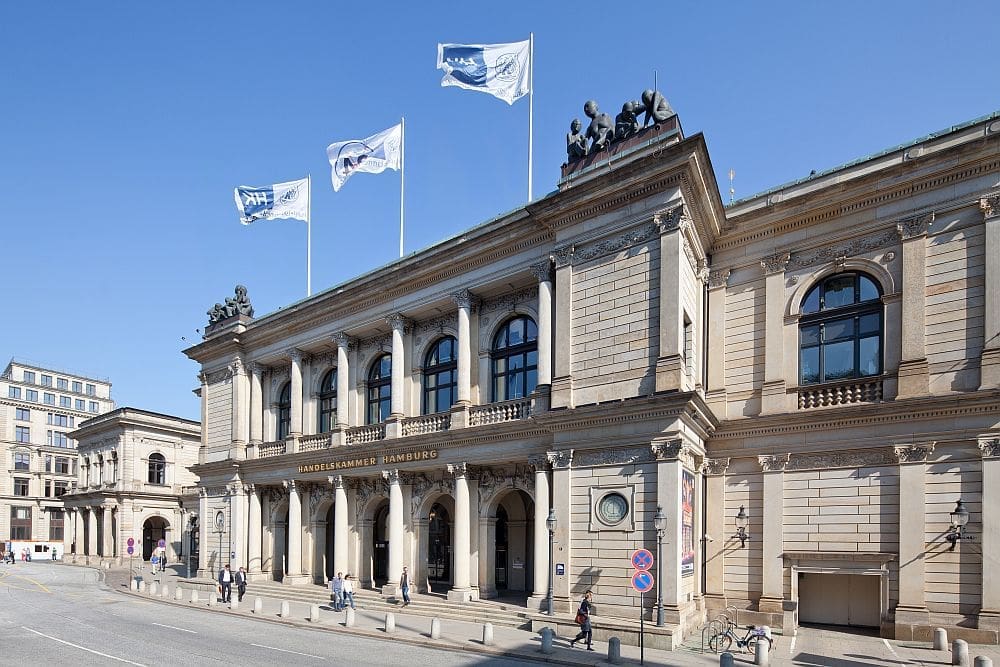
xmin=631 ymin=570 xmax=655 ymax=593
xmin=127 ymin=545 xmax=134 ymax=555
xmin=157 ymin=539 xmax=166 ymax=549
xmin=127 ymin=537 xmax=135 ymax=547
xmin=631 ymin=549 xmax=654 ymax=571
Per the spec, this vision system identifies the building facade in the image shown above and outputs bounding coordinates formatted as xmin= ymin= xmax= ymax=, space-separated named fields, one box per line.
xmin=0 ymin=359 xmax=115 ymax=557
xmin=184 ymin=106 xmax=1000 ymax=645
xmin=63 ymin=408 xmax=200 ymax=567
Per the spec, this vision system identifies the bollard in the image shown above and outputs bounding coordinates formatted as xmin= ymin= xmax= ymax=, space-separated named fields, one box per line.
xmin=540 ymin=627 xmax=554 ymax=654
xmin=385 ymin=612 xmax=396 ymax=633
xmin=430 ymin=617 xmax=441 ymax=640
xmin=310 ymin=604 xmax=320 ymax=622
xmin=253 ymin=596 xmax=263 ymax=614
xmin=160 ymin=585 xmax=169 ymax=598
xmin=208 ymin=592 xmax=217 ymax=607
xmin=190 ymin=589 xmax=199 ymax=604
xmin=279 ymin=600 xmax=290 ymax=618
xmin=138 ymin=581 xmax=146 ymax=594
xmin=130 ymin=578 xmax=137 ymax=591
xmin=175 ymin=587 xmax=184 ymax=601
xmin=974 ymin=657 xmax=993 ymax=667
xmin=148 ymin=582 xmax=158 ymax=596
xmin=608 ymin=637 xmax=622 ymax=665
xmin=953 ymin=639 xmax=970 ymax=667
xmin=935 ymin=628 xmax=949 ymax=651
xmin=720 ymin=652 xmax=735 ymax=667
xmin=230 ymin=597 xmax=239 ymax=611
xmin=345 ymin=607 xmax=356 ymax=627
xmin=754 ymin=637 xmax=770 ymax=666
xmin=482 ymin=623 xmax=494 ymax=646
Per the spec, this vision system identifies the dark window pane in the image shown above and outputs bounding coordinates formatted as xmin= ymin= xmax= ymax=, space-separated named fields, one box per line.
xmin=800 ymin=347 xmax=820 ymax=384
xmin=823 ymin=340 xmax=855 ymax=380
xmin=527 ymin=350 xmax=538 ymax=366
xmin=823 ymin=318 xmax=855 ymax=342
xmin=859 ymin=276 xmax=879 ymax=302
xmin=859 ymin=313 xmax=880 ymax=335
xmin=823 ymin=275 xmax=855 ymax=310
xmin=802 ymin=287 xmax=820 ymax=314
xmin=526 ymin=369 xmax=537 ymax=394
xmin=801 ymin=325 xmax=820 ymax=346
xmin=509 ymin=355 xmax=524 ymax=371
xmin=859 ymin=336 xmax=881 ymax=376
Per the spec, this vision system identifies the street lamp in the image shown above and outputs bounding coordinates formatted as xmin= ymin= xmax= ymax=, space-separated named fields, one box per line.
xmin=653 ymin=506 xmax=667 ymax=627
xmin=946 ymin=499 xmax=969 ymax=550
xmin=735 ymin=505 xmax=750 ymax=548
xmin=546 ymin=508 xmax=557 ymax=615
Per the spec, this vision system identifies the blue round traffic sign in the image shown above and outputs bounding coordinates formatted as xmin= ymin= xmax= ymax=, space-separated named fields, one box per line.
xmin=127 ymin=545 xmax=134 ymax=555
xmin=631 ymin=548 xmax=654 ymax=571
xmin=631 ymin=570 xmax=655 ymax=593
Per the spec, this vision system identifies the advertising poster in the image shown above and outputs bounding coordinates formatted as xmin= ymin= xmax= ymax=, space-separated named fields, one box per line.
xmin=681 ymin=469 xmax=695 ymax=576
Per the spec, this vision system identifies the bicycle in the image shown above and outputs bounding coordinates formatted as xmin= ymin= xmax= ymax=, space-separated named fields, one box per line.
xmin=708 ymin=621 xmax=773 ymax=653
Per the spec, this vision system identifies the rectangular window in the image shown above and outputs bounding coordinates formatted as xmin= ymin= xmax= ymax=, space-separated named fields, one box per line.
xmin=23 ymin=370 xmax=35 ymax=384
xmin=9 ymin=386 xmax=21 ymax=399
xmin=14 ymin=452 xmax=30 ymax=470
xmin=86 ymin=383 xmax=96 ymax=396
xmin=48 ymin=413 xmax=70 ymax=427
xmin=49 ymin=510 xmax=64 ymax=540
xmin=57 ymin=378 xmax=68 ymax=390
xmin=41 ymin=374 xmax=52 ymax=387
xmin=45 ymin=455 xmax=52 ymax=472
xmin=15 ymin=426 xmax=30 ymax=443
xmin=54 ymin=480 xmax=69 ymax=497
xmin=26 ymin=389 xmax=38 ymax=402
xmin=89 ymin=401 xmax=99 ymax=413
xmin=75 ymin=399 xmax=85 ymax=411
xmin=72 ymin=459 xmax=78 ymax=475
xmin=44 ymin=481 xmax=52 ymax=497
xmin=14 ymin=478 xmax=29 ymax=496
xmin=47 ymin=429 xmax=52 ymax=446
xmin=52 ymin=432 xmax=68 ymax=448
xmin=43 ymin=392 xmax=55 ymax=405
xmin=55 ymin=457 xmax=70 ymax=474
xmin=15 ymin=407 xmax=30 ymax=420
xmin=72 ymin=381 xmax=82 ymax=393
xmin=10 ymin=507 xmax=31 ymax=540
xmin=59 ymin=396 xmax=70 ymax=407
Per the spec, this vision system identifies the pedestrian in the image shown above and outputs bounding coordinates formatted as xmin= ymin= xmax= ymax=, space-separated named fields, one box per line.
xmin=235 ymin=566 xmax=247 ymax=602
xmin=51 ymin=549 xmax=58 ymax=561
xmin=217 ymin=563 xmax=233 ymax=603
xmin=342 ymin=573 xmax=356 ymax=610
xmin=399 ymin=566 xmax=410 ymax=606
xmin=570 ymin=590 xmax=594 ymax=650
xmin=330 ymin=571 xmax=344 ymax=611
xmin=158 ymin=546 xmax=167 ymax=572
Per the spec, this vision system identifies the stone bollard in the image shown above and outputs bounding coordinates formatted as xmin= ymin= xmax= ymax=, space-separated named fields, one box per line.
xmin=482 ymin=623 xmax=494 ymax=646
xmin=138 ymin=581 xmax=146 ymax=594
xmin=385 ymin=612 xmax=396 ymax=633
xmin=130 ymin=578 xmax=138 ymax=591
xmin=608 ymin=637 xmax=622 ymax=665
xmin=935 ymin=628 xmax=949 ymax=651
xmin=754 ymin=637 xmax=770 ymax=666
xmin=720 ymin=652 xmax=735 ymax=667
xmin=430 ymin=617 xmax=441 ymax=640
xmin=208 ymin=592 xmax=217 ymax=607
xmin=309 ymin=604 xmax=320 ymax=622
xmin=160 ymin=585 xmax=169 ymax=598
xmin=175 ymin=587 xmax=184 ymax=601
xmin=345 ymin=607 xmax=356 ymax=627
xmin=148 ymin=582 xmax=158 ymax=596
xmin=540 ymin=627 xmax=554 ymax=654
xmin=253 ymin=596 xmax=263 ymax=614
xmin=190 ymin=589 xmax=199 ymax=604
xmin=953 ymin=639 xmax=970 ymax=667
xmin=230 ymin=597 xmax=239 ymax=611
xmin=974 ymin=657 xmax=993 ymax=667
xmin=279 ymin=600 xmax=290 ymax=618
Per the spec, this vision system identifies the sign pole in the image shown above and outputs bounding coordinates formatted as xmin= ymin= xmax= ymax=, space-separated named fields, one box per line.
xmin=640 ymin=591 xmax=645 ymax=665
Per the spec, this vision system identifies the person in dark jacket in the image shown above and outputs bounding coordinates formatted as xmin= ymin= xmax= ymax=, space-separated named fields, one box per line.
xmin=235 ymin=566 xmax=248 ymax=602
xmin=570 ymin=590 xmax=594 ymax=650
xmin=217 ymin=564 xmax=233 ymax=603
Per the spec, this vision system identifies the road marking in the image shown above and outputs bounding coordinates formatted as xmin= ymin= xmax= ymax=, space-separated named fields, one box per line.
xmin=882 ymin=638 xmax=907 ymax=664
xmin=21 ymin=626 xmax=148 ymax=666
xmin=7 ymin=574 xmax=52 ymax=593
xmin=789 ymin=636 xmax=796 ymax=655
xmin=152 ymin=622 xmax=197 ymax=634
xmin=251 ymin=643 xmax=325 ymax=660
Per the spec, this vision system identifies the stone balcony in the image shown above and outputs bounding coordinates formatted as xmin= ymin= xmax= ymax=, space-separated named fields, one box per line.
xmin=797 ymin=377 xmax=884 ymax=409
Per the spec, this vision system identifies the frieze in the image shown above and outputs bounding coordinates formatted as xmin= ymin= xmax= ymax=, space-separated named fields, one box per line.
xmin=760 ymin=252 xmax=791 ymax=275
xmin=360 ymin=333 xmax=392 ymax=353
xmin=204 ymin=368 xmax=231 ymax=385
xmin=550 ymin=245 xmax=574 ymax=268
xmin=981 ymin=193 xmax=1000 ymax=219
xmin=308 ymin=484 xmax=334 ymax=516
xmin=547 ymin=449 xmax=574 ymax=469
xmin=575 ymin=446 xmax=654 ymax=467
xmin=262 ymin=486 xmax=285 ymax=504
xmin=702 ymin=457 xmax=730 ymax=476
xmin=353 ymin=478 xmax=383 ymax=520
xmin=651 ymin=439 xmax=688 ymax=462
xmin=551 ymin=222 xmax=658 ymax=269
xmin=478 ymin=287 xmax=539 ymax=315
xmin=896 ymin=212 xmax=934 ymax=240
xmin=787 ymin=229 xmax=899 ymax=270
xmin=476 ymin=465 xmax=533 ymax=506
xmin=203 ymin=486 xmax=230 ymax=497
xmin=414 ymin=312 xmax=458 ymax=342
xmin=707 ymin=269 xmax=731 ymax=290
xmin=758 ymin=454 xmax=790 ymax=472
xmin=979 ymin=438 xmax=1000 ymax=459
xmin=785 ymin=449 xmax=895 ymax=471
xmin=893 ymin=443 xmax=935 ymax=463
xmin=408 ymin=472 xmax=445 ymax=518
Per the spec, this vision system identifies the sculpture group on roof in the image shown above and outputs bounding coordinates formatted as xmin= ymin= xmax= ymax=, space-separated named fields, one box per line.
xmin=207 ymin=284 xmax=254 ymax=325
xmin=567 ymin=89 xmax=676 ymax=160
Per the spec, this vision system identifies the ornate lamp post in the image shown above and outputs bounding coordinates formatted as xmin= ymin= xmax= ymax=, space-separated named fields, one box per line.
xmin=546 ymin=508 xmax=557 ymax=615
xmin=946 ymin=499 xmax=969 ymax=549
xmin=654 ymin=506 xmax=667 ymax=627
xmin=735 ymin=505 xmax=750 ymax=548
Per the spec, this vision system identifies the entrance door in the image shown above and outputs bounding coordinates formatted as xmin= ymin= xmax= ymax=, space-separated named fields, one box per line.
xmin=427 ymin=503 xmax=451 ymax=585
xmin=142 ymin=517 xmax=168 ymax=561
xmin=495 ymin=507 xmax=508 ymax=590
xmin=373 ymin=504 xmax=389 ymax=586
xmin=799 ymin=573 xmax=880 ymax=627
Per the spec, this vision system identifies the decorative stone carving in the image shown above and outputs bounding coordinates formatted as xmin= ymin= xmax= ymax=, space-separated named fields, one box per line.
xmin=382 ymin=469 xmax=401 ymax=485
xmin=415 ymin=313 xmax=458 ymax=338
xmin=447 ymin=462 xmax=468 ymax=478
xmin=547 ymin=450 xmax=573 ymax=469
xmin=263 ymin=486 xmax=285 ymax=504
xmin=787 ymin=229 xmax=900 ymax=270
xmin=308 ymin=484 xmax=335 ymax=516
xmin=552 ymin=222 xmax=658 ymax=270
xmin=228 ymin=356 xmax=245 ymax=377
xmin=328 ymin=475 xmax=345 ymax=490
xmin=893 ymin=444 xmax=935 ymax=463
xmin=332 ymin=332 xmax=355 ymax=349
xmin=282 ymin=479 xmax=298 ymax=492
xmin=651 ymin=439 xmax=684 ymax=460
xmin=527 ymin=454 xmax=549 ymax=472
xmin=760 ymin=252 xmax=791 ymax=275
xmin=758 ymin=454 xmax=790 ymax=472
xmin=550 ymin=245 xmax=574 ymax=268
xmin=450 ymin=289 xmax=478 ymax=310
xmin=477 ymin=287 xmax=538 ymax=315
xmin=786 ymin=449 xmax=895 ymax=471
xmin=702 ymin=457 xmax=730 ymax=476
xmin=682 ymin=237 xmax=698 ymax=272
xmin=978 ymin=438 xmax=1000 ymax=459
xmin=576 ymin=447 xmax=654 ymax=467
xmin=207 ymin=285 xmax=254 ymax=325
xmin=408 ymin=473 xmax=443 ymax=518
xmin=529 ymin=260 xmax=553 ymax=283
xmin=361 ymin=333 xmax=392 ymax=353
xmin=981 ymin=193 xmax=1000 ymax=219
xmin=288 ymin=348 xmax=303 ymax=363
xmin=204 ymin=368 xmax=231 ymax=384
xmin=353 ymin=478 xmax=382 ymax=520
xmin=882 ymin=251 xmax=896 ymax=264
xmin=654 ymin=204 xmax=685 ymax=234
xmin=385 ymin=313 xmax=411 ymax=334
xmin=896 ymin=212 xmax=934 ymax=240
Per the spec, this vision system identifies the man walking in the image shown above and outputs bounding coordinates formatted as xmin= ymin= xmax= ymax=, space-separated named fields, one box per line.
xmin=235 ymin=566 xmax=248 ymax=602
xmin=330 ymin=572 xmax=344 ymax=611
xmin=399 ymin=566 xmax=411 ymax=606
xmin=218 ymin=563 xmax=233 ymax=603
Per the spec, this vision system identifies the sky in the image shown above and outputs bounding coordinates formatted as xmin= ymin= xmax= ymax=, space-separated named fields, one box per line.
xmin=1 ymin=2 xmax=996 ymax=422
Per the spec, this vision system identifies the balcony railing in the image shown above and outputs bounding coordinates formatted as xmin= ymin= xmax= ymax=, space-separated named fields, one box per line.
xmin=797 ymin=378 xmax=883 ymax=409
xmin=259 ymin=441 xmax=287 ymax=458
xmin=299 ymin=434 xmax=330 ymax=452
xmin=402 ymin=413 xmax=451 ymax=437
xmin=469 ymin=398 xmax=532 ymax=426
xmin=346 ymin=424 xmax=385 ymax=445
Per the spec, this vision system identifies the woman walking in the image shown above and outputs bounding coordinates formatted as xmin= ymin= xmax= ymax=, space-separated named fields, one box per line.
xmin=342 ymin=573 xmax=356 ymax=610
xmin=570 ymin=590 xmax=594 ymax=650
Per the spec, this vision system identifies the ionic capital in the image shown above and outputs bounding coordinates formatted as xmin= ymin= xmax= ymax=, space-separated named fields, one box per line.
xmin=654 ymin=203 xmax=685 ymax=234
xmin=332 ymin=332 xmax=355 ymax=349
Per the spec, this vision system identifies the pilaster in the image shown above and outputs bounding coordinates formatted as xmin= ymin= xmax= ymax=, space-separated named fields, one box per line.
xmin=980 ymin=195 xmax=1000 ymax=389
xmin=702 ymin=457 xmax=730 ymax=611
xmin=893 ymin=443 xmax=935 ymax=636
xmin=757 ymin=454 xmax=789 ymax=614
xmin=651 ymin=438 xmax=696 ymax=624
xmin=896 ymin=214 xmax=933 ymax=397
xmin=978 ymin=437 xmax=1000 ymax=630
xmin=705 ymin=269 xmax=730 ymax=417
xmin=551 ymin=250 xmax=574 ymax=409
xmin=760 ymin=252 xmax=790 ymax=414
xmin=655 ymin=206 xmax=686 ymax=392
xmin=547 ymin=449 xmax=573 ymax=611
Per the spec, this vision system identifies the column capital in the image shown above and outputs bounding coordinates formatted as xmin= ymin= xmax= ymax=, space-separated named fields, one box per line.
xmin=546 ymin=449 xmax=573 ymax=469
xmin=702 ymin=457 xmax=731 ymax=476
xmin=447 ymin=462 xmax=468 ymax=478
xmin=382 ymin=469 xmax=401 ymax=485
xmin=760 ymin=252 xmax=791 ymax=276
xmin=328 ymin=474 xmax=347 ymax=489
xmin=893 ymin=443 xmax=935 ymax=463
xmin=654 ymin=202 xmax=685 ymax=234
xmin=332 ymin=332 xmax=355 ymax=349
xmin=244 ymin=483 xmax=256 ymax=494
xmin=385 ymin=313 xmax=411 ymax=334
xmin=979 ymin=438 xmax=1000 ymax=459
xmin=198 ymin=371 xmax=209 ymax=385
xmin=282 ymin=479 xmax=299 ymax=493
xmin=651 ymin=438 xmax=694 ymax=464
xmin=707 ymin=269 xmax=731 ymax=290
xmin=249 ymin=361 xmax=264 ymax=377
xmin=896 ymin=211 xmax=934 ymax=240
xmin=450 ymin=289 xmax=479 ymax=310
xmin=981 ymin=193 xmax=1000 ymax=219
xmin=288 ymin=348 xmax=304 ymax=363
xmin=527 ymin=454 xmax=550 ymax=472
xmin=550 ymin=244 xmax=574 ymax=268
xmin=228 ymin=355 xmax=246 ymax=377
xmin=758 ymin=453 xmax=790 ymax=472
xmin=529 ymin=260 xmax=553 ymax=283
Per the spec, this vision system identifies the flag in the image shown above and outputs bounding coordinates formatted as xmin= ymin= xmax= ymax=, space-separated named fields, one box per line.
xmin=325 ymin=124 xmax=402 ymax=192
xmin=233 ymin=177 xmax=309 ymax=225
xmin=437 ymin=40 xmax=530 ymax=105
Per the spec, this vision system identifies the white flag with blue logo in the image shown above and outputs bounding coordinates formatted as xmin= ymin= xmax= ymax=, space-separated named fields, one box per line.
xmin=326 ymin=123 xmax=403 ymax=193
xmin=233 ymin=177 xmax=310 ymax=225
xmin=437 ymin=40 xmax=530 ymax=105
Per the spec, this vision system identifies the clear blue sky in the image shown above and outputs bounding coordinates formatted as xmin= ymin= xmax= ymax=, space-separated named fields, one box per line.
xmin=1 ymin=2 xmax=995 ymax=422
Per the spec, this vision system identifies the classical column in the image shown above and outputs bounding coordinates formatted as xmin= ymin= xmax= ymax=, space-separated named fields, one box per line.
xmin=448 ymin=463 xmax=473 ymax=601
xmin=978 ymin=438 xmax=1000 ymax=630
xmin=386 ymin=314 xmax=408 ymax=419
xmin=705 ymin=270 xmax=731 ymax=415
xmin=760 ymin=252 xmax=790 ymax=414
xmin=893 ymin=443 xmax=935 ymax=638
xmin=452 ymin=290 xmax=475 ymax=405
xmin=702 ymin=458 xmax=730 ymax=610
xmin=655 ymin=205 xmax=686 ymax=392
xmin=284 ymin=480 xmax=307 ymax=584
xmin=230 ymin=483 xmax=247 ymax=570
xmin=550 ymin=247 xmax=574 ymax=409
xmin=547 ymin=449 xmax=573 ymax=611
xmin=249 ymin=364 xmax=262 ymax=458
xmin=331 ymin=475 xmax=349 ymax=575
xmin=758 ymin=454 xmax=789 ymax=615
xmin=333 ymin=333 xmax=352 ymax=428
xmin=199 ymin=372 xmax=208 ymax=453
xmin=980 ymin=195 xmax=1000 ymax=389
xmin=87 ymin=508 xmax=98 ymax=558
xmin=896 ymin=214 xmax=932 ymax=397
xmin=289 ymin=349 xmax=303 ymax=438
xmin=651 ymin=439 xmax=692 ymax=624
xmin=197 ymin=489 xmax=210 ymax=577
xmin=62 ymin=508 xmax=74 ymax=558
xmin=230 ymin=356 xmax=248 ymax=459
xmin=528 ymin=455 xmax=551 ymax=609
xmin=531 ymin=261 xmax=553 ymax=388
xmin=382 ymin=469 xmax=404 ymax=597
xmin=101 ymin=506 xmax=113 ymax=558
xmin=247 ymin=485 xmax=262 ymax=574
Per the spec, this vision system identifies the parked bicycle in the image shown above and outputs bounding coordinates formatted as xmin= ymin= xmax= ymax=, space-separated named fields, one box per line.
xmin=709 ymin=621 xmax=773 ymax=653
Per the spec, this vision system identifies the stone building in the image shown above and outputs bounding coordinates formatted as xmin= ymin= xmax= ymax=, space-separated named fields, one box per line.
xmin=63 ymin=408 xmax=200 ymax=567
xmin=183 ymin=105 xmax=1000 ymax=645
xmin=0 ymin=359 xmax=114 ymax=557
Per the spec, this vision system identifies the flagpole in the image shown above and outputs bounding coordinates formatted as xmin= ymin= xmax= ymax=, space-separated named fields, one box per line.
xmin=399 ymin=116 xmax=405 ymax=258
xmin=307 ymin=174 xmax=312 ymax=296
xmin=527 ymin=32 xmax=534 ymax=203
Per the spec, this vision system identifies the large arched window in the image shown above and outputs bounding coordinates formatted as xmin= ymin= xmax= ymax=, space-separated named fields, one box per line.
xmin=799 ymin=272 xmax=883 ymax=385
xmin=491 ymin=315 xmax=538 ymax=402
xmin=318 ymin=369 xmax=337 ymax=433
xmin=423 ymin=336 xmax=457 ymax=414
xmin=276 ymin=382 xmax=291 ymax=440
xmin=367 ymin=354 xmax=392 ymax=424
xmin=148 ymin=453 xmax=165 ymax=485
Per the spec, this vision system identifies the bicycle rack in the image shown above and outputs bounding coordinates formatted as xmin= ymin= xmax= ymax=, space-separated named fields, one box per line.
xmin=700 ymin=618 xmax=726 ymax=653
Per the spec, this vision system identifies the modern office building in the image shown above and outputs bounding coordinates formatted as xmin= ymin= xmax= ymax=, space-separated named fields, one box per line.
xmin=183 ymin=105 xmax=1000 ymax=646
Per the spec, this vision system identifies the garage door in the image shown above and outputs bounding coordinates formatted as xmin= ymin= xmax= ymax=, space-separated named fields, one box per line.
xmin=798 ymin=573 xmax=880 ymax=627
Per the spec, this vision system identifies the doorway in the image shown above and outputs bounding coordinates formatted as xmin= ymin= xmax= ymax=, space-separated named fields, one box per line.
xmin=427 ymin=502 xmax=451 ymax=589
xmin=799 ymin=573 xmax=880 ymax=628
xmin=142 ymin=516 xmax=168 ymax=561
xmin=373 ymin=503 xmax=389 ymax=586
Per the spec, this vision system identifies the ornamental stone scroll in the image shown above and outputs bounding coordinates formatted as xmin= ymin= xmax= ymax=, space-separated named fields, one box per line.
xmin=760 ymin=252 xmax=791 ymax=276
xmin=981 ymin=193 xmax=1000 ymax=219
xmin=757 ymin=454 xmax=790 ymax=472
xmin=979 ymin=438 xmax=1000 ymax=459
xmin=892 ymin=443 xmax=935 ymax=464
xmin=896 ymin=212 xmax=934 ymax=240
xmin=546 ymin=450 xmax=574 ymax=469
xmin=702 ymin=457 xmax=731 ymax=476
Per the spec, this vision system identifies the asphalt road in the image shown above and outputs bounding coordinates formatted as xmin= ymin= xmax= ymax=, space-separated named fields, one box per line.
xmin=0 ymin=562 xmax=536 ymax=667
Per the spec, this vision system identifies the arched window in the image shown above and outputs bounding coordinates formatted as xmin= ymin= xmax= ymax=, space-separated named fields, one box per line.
xmin=318 ymin=369 xmax=337 ymax=433
xmin=423 ymin=336 xmax=457 ymax=414
xmin=367 ymin=354 xmax=392 ymax=424
xmin=276 ymin=382 xmax=291 ymax=440
xmin=148 ymin=453 xmax=165 ymax=485
xmin=799 ymin=272 xmax=883 ymax=385
xmin=491 ymin=316 xmax=538 ymax=402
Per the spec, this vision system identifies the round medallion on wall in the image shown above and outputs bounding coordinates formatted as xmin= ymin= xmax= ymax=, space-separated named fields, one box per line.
xmin=597 ymin=492 xmax=629 ymax=526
